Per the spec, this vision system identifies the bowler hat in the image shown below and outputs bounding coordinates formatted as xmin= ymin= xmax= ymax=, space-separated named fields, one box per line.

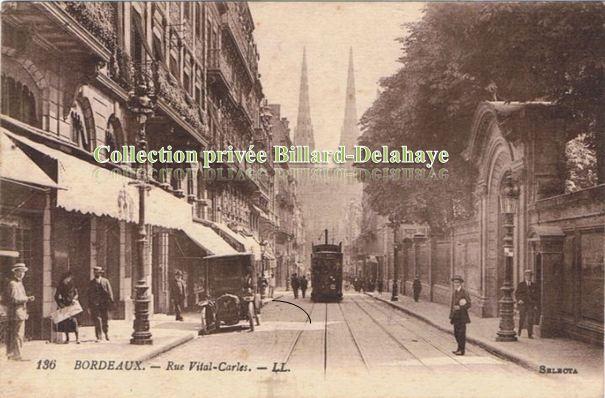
xmin=451 ymin=275 xmax=464 ymax=283
xmin=11 ymin=263 xmax=28 ymax=272
xmin=93 ymin=266 xmax=103 ymax=272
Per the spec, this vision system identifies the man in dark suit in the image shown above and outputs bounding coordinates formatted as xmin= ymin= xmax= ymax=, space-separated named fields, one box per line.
xmin=87 ymin=267 xmax=114 ymax=341
xmin=171 ymin=270 xmax=186 ymax=321
xmin=413 ymin=276 xmax=422 ymax=302
xmin=515 ymin=269 xmax=539 ymax=338
xmin=449 ymin=275 xmax=471 ymax=356
xmin=300 ymin=275 xmax=308 ymax=298
xmin=290 ymin=273 xmax=300 ymax=299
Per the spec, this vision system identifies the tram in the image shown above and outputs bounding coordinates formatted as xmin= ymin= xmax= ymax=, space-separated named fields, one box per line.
xmin=310 ymin=230 xmax=343 ymax=302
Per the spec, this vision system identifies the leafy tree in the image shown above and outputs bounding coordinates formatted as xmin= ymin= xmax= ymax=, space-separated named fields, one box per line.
xmin=358 ymin=2 xmax=604 ymax=232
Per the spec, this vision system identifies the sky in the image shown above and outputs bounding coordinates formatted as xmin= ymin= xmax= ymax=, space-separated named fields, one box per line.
xmin=249 ymin=2 xmax=425 ymax=150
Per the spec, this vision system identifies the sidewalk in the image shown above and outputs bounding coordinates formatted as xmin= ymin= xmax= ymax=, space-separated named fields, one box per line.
xmin=367 ymin=292 xmax=603 ymax=379
xmin=1 ymin=312 xmax=199 ymax=364
xmin=2 ymin=294 xmax=287 ymax=365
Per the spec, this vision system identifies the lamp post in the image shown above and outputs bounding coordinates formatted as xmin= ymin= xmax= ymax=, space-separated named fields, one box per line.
xmin=388 ymin=215 xmax=402 ymax=302
xmin=496 ymin=172 xmax=519 ymax=342
xmin=128 ymin=68 xmax=156 ymax=345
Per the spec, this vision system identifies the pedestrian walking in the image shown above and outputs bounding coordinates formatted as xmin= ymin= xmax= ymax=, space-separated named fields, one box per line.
xmin=54 ymin=271 xmax=80 ymax=344
xmin=171 ymin=270 xmax=186 ymax=321
xmin=300 ymin=275 xmax=308 ymax=298
xmin=413 ymin=276 xmax=422 ymax=302
xmin=4 ymin=263 xmax=35 ymax=361
xmin=449 ymin=275 xmax=471 ymax=356
xmin=87 ymin=267 xmax=114 ymax=342
xmin=515 ymin=269 xmax=539 ymax=338
xmin=290 ymin=273 xmax=300 ymax=299
xmin=269 ymin=272 xmax=276 ymax=298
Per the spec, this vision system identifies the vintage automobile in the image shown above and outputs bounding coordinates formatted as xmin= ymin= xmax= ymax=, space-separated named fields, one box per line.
xmin=196 ymin=253 xmax=261 ymax=335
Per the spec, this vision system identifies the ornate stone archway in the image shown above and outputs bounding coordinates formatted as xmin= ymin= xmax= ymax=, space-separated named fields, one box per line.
xmin=465 ymin=102 xmax=523 ymax=317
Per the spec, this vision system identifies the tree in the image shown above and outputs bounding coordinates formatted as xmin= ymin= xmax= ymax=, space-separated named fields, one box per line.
xmin=358 ymin=2 xmax=605 ymax=232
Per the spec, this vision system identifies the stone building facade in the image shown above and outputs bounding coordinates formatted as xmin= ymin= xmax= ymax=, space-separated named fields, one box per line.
xmin=359 ymin=101 xmax=603 ymax=345
xmin=0 ymin=2 xmax=278 ymax=342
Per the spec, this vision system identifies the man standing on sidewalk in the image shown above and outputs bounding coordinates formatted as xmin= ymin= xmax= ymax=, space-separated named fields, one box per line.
xmin=290 ymin=273 xmax=300 ymax=299
xmin=413 ymin=276 xmax=422 ymax=302
xmin=87 ymin=267 xmax=114 ymax=342
xmin=515 ymin=269 xmax=539 ymax=338
xmin=449 ymin=275 xmax=471 ymax=356
xmin=171 ymin=270 xmax=186 ymax=321
xmin=300 ymin=275 xmax=308 ymax=299
xmin=4 ymin=263 xmax=35 ymax=361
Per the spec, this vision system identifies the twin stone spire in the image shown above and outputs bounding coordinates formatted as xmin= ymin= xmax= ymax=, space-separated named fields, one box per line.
xmin=293 ymin=47 xmax=359 ymax=153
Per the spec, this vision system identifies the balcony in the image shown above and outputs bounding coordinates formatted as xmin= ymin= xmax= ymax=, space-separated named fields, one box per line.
xmin=2 ymin=2 xmax=114 ymax=63
xmin=59 ymin=2 xmax=117 ymax=50
xmin=208 ymin=48 xmax=236 ymax=97
xmin=220 ymin=12 xmax=257 ymax=84
xmin=154 ymin=64 xmax=204 ymax=130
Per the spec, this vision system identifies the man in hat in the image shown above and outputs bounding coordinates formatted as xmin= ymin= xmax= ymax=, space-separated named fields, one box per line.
xmin=87 ymin=267 xmax=114 ymax=341
xmin=4 ymin=263 xmax=35 ymax=360
xmin=170 ymin=270 xmax=186 ymax=321
xmin=515 ymin=269 xmax=540 ymax=338
xmin=449 ymin=275 xmax=471 ymax=355
xmin=290 ymin=273 xmax=300 ymax=299
xmin=413 ymin=275 xmax=422 ymax=302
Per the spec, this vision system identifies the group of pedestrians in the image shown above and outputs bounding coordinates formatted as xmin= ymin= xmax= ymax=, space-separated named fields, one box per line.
xmin=4 ymin=264 xmax=114 ymax=360
xmin=448 ymin=269 xmax=540 ymax=356
xmin=290 ymin=273 xmax=308 ymax=299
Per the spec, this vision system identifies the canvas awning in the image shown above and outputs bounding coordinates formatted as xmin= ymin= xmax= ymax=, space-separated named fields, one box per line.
xmin=4 ymin=130 xmax=192 ymax=230
xmin=182 ymin=221 xmax=238 ymax=256
xmin=210 ymin=222 xmax=262 ymax=260
xmin=241 ymin=234 xmax=262 ymax=261
xmin=0 ymin=130 xmax=64 ymax=190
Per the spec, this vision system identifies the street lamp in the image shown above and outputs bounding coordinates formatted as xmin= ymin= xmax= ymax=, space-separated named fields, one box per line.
xmin=388 ymin=214 xmax=402 ymax=302
xmin=496 ymin=171 xmax=519 ymax=342
xmin=128 ymin=67 xmax=156 ymax=345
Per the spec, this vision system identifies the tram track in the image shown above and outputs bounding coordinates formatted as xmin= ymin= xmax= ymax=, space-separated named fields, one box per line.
xmin=350 ymin=296 xmax=433 ymax=371
xmin=360 ymin=295 xmax=517 ymax=375
xmin=282 ymin=302 xmax=316 ymax=364
xmin=324 ymin=303 xmax=328 ymax=375
xmin=337 ymin=301 xmax=370 ymax=370
xmin=360 ymin=296 xmax=475 ymax=371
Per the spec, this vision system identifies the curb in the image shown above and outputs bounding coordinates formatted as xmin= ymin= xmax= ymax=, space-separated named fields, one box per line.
xmin=262 ymin=293 xmax=284 ymax=305
xmin=366 ymin=293 xmax=538 ymax=372
xmin=136 ymin=333 xmax=197 ymax=362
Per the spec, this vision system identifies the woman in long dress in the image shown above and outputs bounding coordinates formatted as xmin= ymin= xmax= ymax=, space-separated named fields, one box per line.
xmin=54 ymin=271 xmax=80 ymax=343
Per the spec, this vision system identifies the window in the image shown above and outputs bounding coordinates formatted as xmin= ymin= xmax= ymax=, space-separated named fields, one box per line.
xmin=106 ymin=114 xmax=124 ymax=152
xmin=184 ymin=3 xmax=191 ymax=22
xmin=170 ymin=53 xmax=179 ymax=78
xmin=131 ymin=12 xmax=145 ymax=67
xmin=580 ymin=231 xmax=604 ymax=323
xmin=1 ymin=74 xmax=38 ymax=126
xmin=70 ymin=104 xmax=90 ymax=150
xmin=195 ymin=3 xmax=202 ymax=39
xmin=183 ymin=70 xmax=191 ymax=94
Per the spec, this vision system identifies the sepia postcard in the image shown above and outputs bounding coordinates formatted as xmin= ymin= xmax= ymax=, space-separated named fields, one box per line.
xmin=0 ymin=1 xmax=603 ymax=397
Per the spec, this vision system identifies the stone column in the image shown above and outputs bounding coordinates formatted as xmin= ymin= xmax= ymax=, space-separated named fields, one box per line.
xmin=42 ymin=192 xmax=52 ymax=317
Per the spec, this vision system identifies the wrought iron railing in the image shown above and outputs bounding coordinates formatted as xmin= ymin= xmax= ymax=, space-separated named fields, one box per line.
xmin=60 ymin=2 xmax=117 ymax=50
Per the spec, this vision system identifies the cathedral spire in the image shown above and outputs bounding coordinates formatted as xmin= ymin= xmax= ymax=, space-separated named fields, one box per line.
xmin=294 ymin=47 xmax=315 ymax=150
xmin=339 ymin=47 xmax=359 ymax=150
